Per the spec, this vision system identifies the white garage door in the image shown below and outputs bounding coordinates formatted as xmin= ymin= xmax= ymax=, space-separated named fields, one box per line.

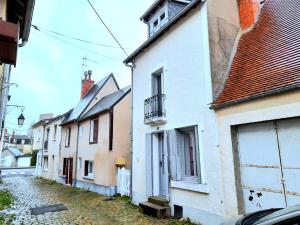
xmin=237 ymin=118 xmax=300 ymax=213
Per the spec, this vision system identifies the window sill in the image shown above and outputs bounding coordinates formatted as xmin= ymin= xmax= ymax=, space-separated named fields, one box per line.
xmin=83 ymin=176 xmax=94 ymax=181
xmin=170 ymin=180 xmax=209 ymax=194
xmin=89 ymin=142 xmax=98 ymax=145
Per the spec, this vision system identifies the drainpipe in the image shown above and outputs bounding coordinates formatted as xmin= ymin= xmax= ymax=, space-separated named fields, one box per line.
xmin=58 ymin=120 xmax=63 ymax=180
xmin=73 ymin=121 xmax=80 ymax=187
xmin=125 ymin=61 xmax=135 ymax=200
xmin=40 ymin=124 xmax=46 ymax=176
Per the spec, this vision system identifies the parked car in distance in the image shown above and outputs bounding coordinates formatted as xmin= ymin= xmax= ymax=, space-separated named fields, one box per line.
xmin=222 ymin=205 xmax=300 ymax=225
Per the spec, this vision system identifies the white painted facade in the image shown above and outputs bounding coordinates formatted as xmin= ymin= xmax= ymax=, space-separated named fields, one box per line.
xmin=17 ymin=156 xmax=31 ymax=167
xmin=32 ymin=124 xmax=44 ymax=151
xmin=39 ymin=117 xmax=63 ymax=181
xmin=216 ymin=90 xmax=300 ymax=218
xmin=130 ymin=3 xmax=225 ymax=224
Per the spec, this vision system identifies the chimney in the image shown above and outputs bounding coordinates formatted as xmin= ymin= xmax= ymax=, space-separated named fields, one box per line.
xmin=239 ymin=0 xmax=262 ymax=30
xmin=81 ymin=70 xmax=95 ymax=98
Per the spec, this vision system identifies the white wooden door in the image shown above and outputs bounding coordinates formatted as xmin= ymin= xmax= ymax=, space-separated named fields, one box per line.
xmin=276 ymin=118 xmax=300 ymax=206
xmin=238 ymin=118 xmax=300 ymax=213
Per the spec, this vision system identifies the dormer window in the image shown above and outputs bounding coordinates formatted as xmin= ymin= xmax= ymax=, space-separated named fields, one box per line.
xmin=149 ymin=8 xmax=168 ymax=36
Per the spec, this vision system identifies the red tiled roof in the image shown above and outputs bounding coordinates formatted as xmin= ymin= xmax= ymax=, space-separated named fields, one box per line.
xmin=212 ymin=0 xmax=300 ymax=109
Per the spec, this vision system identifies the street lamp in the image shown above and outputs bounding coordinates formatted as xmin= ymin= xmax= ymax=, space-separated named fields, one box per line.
xmin=17 ymin=113 xmax=25 ymax=126
xmin=7 ymin=105 xmax=25 ymax=126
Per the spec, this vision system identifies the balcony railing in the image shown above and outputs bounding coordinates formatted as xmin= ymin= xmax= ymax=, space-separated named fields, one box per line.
xmin=44 ymin=140 xmax=48 ymax=150
xmin=144 ymin=94 xmax=166 ymax=122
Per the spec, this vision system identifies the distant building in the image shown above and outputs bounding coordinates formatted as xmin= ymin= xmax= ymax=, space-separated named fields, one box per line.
xmin=1 ymin=146 xmax=31 ymax=167
xmin=32 ymin=114 xmax=53 ymax=174
xmin=36 ymin=114 xmax=66 ymax=181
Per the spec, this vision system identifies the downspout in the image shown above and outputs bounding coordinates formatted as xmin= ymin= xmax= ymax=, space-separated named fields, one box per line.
xmin=74 ymin=121 xmax=80 ymax=187
xmin=125 ymin=61 xmax=135 ymax=200
xmin=58 ymin=121 xmax=63 ymax=180
xmin=40 ymin=124 xmax=46 ymax=176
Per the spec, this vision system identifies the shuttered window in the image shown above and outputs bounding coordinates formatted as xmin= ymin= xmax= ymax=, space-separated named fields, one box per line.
xmin=168 ymin=126 xmax=201 ymax=183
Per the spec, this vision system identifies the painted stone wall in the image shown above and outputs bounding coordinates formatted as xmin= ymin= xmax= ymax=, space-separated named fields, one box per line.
xmin=207 ymin=0 xmax=240 ymax=98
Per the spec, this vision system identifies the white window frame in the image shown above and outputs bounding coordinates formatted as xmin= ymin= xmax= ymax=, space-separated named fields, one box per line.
xmin=65 ymin=127 xmax=71 ymax=147
xmin=178 ymin=126 xmax=201 ymax=183
xmin=89 ymin=118 xmax=99 ymax=144
xmin=84 ymin=160 xmax=94 ymax=179
xmin=149 ymin=7 xmax=168 ymax=36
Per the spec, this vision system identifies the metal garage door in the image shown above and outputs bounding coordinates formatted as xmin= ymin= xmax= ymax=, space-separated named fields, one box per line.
xmin=237 ymin=118 xmax=300 ymax=213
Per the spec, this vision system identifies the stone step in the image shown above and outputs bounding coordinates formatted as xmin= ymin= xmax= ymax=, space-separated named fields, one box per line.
xmin=139 ymin=201 xmax=170 ymax=219
xmin=148 ymin=196 xmax=169 ymax=207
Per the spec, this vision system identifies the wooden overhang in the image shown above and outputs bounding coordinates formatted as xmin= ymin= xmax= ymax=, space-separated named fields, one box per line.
xmin=0 ymin=0 xmax=35 ymax=66
xmin=0 ymin=20 xmax=19 ymax=66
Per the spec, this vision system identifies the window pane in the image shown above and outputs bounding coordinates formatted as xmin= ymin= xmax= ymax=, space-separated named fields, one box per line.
xmin=160 ymin=12 xmax=165 ymax=21
xmin=179 ymin=126 xmax=199 ymax=178
xmin=89 ymin=162 xmax=93 ymax=173
xmin=93 ymin=119 xmax=98 ymax=143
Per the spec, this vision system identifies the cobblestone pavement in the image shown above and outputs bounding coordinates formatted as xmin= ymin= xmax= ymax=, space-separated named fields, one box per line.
xmin=1 ymin=176 xmax=172 ymax=225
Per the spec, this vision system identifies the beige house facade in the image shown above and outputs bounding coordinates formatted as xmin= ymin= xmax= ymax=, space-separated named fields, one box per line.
xmin=216 ymin=91 xmax=300 ymax=217
xmin=75 ymin=87 xmax=131 ymax=195
xmin=58 ymin=71 xmax=131 ymax=196
xmin=212 ymin=0 xmax=300 ymax=219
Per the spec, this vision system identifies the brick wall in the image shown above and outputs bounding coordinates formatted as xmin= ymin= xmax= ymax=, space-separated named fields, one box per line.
xmin=81 ymin=79 xmax=94 ymax=98
xmin=239 ymin=0 xmax=261 ymax=30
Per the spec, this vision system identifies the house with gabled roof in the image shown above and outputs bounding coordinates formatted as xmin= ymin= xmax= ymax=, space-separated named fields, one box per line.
xmin=75 ymin=86 xmax=131 ymax=196
xmin=57 ymin=70 xmax=131 ymax=196
xmin=212 ymin=0 xmax=300 ymax=217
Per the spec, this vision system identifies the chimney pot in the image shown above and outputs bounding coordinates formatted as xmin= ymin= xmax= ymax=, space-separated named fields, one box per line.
xmin=88 ymin=70 xmax=92 ymax=80
xmin=84 ymin=71 xmax=88 ymax=80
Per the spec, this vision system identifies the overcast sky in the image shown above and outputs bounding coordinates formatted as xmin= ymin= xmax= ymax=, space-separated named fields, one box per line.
xmin=6 ymin=0 xmax=154 ymax=135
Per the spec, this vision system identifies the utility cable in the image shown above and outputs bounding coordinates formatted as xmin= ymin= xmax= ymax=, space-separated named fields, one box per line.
xmin=86 ymin=0 xmax=129 ymax=56
xmin=32 ymin=29 xmax=122 ymax=61
xmin=32 ymin=24 xmax=130 ymax=49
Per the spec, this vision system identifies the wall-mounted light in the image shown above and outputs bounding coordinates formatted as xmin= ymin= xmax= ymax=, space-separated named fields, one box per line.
xmin=7 ymin=105 xmax=25 ymax=126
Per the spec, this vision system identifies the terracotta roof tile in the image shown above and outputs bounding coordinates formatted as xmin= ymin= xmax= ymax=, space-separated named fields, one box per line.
xmin=212 ymin=0 xmax=300 ymax=109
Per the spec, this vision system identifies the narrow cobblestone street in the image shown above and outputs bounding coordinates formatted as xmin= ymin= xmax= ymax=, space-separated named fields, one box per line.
xmin=1 ymin=176 xmax=173 ymax=225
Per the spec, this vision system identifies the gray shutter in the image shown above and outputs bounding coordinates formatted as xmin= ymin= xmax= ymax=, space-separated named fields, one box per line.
xmin=168 ymin=129 xmax=182 ymax=181
xmin=145 ymin=133 xmax=153 ymax=197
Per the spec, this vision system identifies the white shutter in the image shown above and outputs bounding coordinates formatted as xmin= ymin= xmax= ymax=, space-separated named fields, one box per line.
xmin=168 ymin=129 xmax=182 ymax=181
xmin=89 ymin=120 xmax=94 ymax=142
xmin=145 ymin=133 xmax=153 ymax=197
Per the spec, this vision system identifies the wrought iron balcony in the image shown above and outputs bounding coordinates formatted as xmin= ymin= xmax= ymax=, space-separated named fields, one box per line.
xmin=44 ymin=140 xmax=48 ymax=150
xmin=144 ymin=94 xmax=167 ymax=125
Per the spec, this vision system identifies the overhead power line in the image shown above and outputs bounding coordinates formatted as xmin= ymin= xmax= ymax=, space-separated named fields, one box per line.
xmin=32 ymin=28 xmax=122 ymax=61
xmin=86 ymin=0 xmax=128 ymax=57
xmin=32 ymin=24 xmax=130 ymax=50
